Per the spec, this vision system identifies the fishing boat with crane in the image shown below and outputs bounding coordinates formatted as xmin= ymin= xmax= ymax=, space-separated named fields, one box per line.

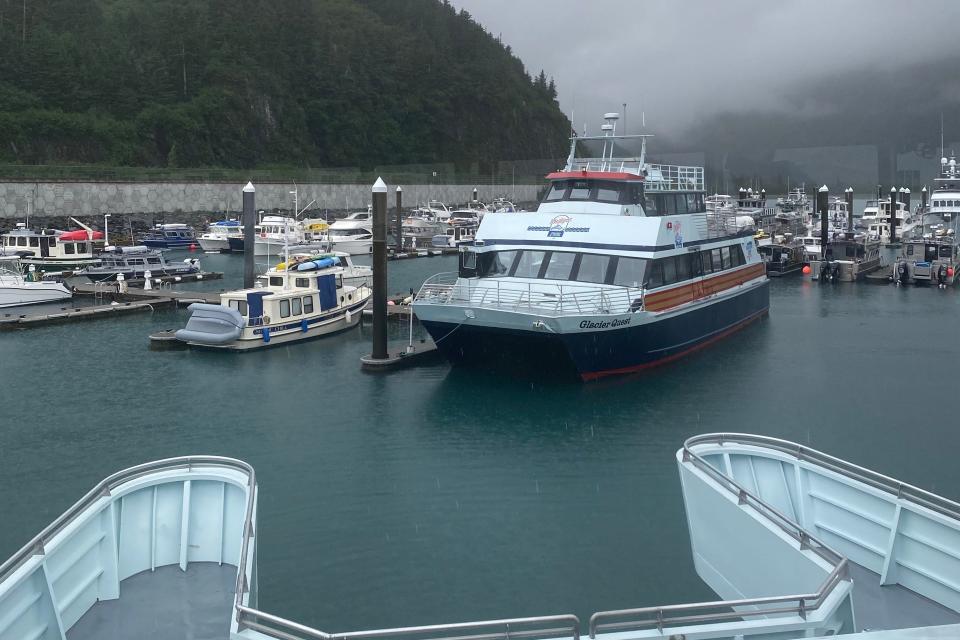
xmin=0 ymin=220 xmax=102 ymax=272
xmin=413 ymin=113 xmax=769 ymax=380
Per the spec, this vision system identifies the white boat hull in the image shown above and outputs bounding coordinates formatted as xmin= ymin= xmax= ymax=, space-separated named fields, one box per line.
xmin=255 ymin=239 xmax=329 ymax=256
xmin=198 ymin=237 xmax=231 ymax=252
xmin=0 ymin=282 xmax=72 ymax=308
xmin=328 ymin=239 xmax=373 ymax=255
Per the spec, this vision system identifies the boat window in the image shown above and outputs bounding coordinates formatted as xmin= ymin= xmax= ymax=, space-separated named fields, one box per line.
xmin=729 ymin=245 xmax=744 ymax=267
xmin=147 ymin=257 xmax=161 ymax=264
xmin=17 ymin=237 xmax=27 ymax=247
xmin=295 ymin=278 xmax=310 ymax=288
xmin=720 ymin=247 xmax=731 ymax=269
xmin=476 ymin=250 xmax=517 ymax=277
xmin=595 ymin=181 xmax=623 ymax=204
xmin=568 ymin=180 xmax=592 ymax=200
xmin=614 ymin=257 xmax=646 ymax=287
xmin=544 ymin=182 xmax=567 ymax=201
xmin=229 ymin=299 xmax=248 ymax=315
xmin=926 ymin=245 xmax=938 ymax=262
xmin=662 ymin=256 xmax=677 ymax=283
xmin=643 ymin=195 xmax=661 ymax=217
xmin=303 ymin=296 xmax=314 ymax=313
xmin=279 ymin=299 xmax=290 ymax=318
xmin=64 ymin=243 xmax=75 ymax=254
xmin=940 ymin=245 xmax=953 ymax=258
xmin=29 ymin=237 xmax=39 ymax=247
xmin=628 ymin=183 xmax=644 ymax=205
xmin=269 ymin=276 xmax=283 ymax=286
xmin=573 ymin=253 xmax=610 ymax=284
xmin=542 ymin=251 xmax=576 ymax=280
xmin=646 ymin=260 xmax=663 ymax=288
xmin=685 ymin=193 xmax=698 ymax=213
xmin=663 ymin=195 xmax=677 ymax=215
xmin=511 ymin=250 xmax=546 ymax=278
xmin=462 ymin=250 xmax=477 ymax=271
xmin=906 ymin=244 xmax=914 ymax=256
xmin=49 ymin=237 xmax=56 ymax=247
xmin=292 ymin=298 xmax=302 ymax=316
xmin=129 ymin=258 xmax=144 ymax=265
xmin=675 ymin=194 xmax=689 ymax=214
xmin=675 ymin=254 xmax=692 ymax=280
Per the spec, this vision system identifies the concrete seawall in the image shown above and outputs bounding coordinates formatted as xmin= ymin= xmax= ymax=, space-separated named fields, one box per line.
xmin=0 ymin=181 xmax=542 ymax=218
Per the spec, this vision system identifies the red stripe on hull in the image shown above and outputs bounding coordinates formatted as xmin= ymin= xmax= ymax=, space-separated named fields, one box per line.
xmin=579 ymin=307 xmax=769 ymax=381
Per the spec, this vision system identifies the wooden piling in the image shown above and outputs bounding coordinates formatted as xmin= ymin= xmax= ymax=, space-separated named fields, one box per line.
xmin=395 ymin=186 xmax=403 ymax=252
xmin=889 ymin=186 xmax=898 ymax=243
xmin=817 ymin=185 xmax=829 ymax=251
xmin=371 ymin=177 xmax=388 ymax=360
xmin=845 ymin=187 xmax=854 ymax=232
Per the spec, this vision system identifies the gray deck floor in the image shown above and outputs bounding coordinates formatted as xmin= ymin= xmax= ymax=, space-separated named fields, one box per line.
xmin=850 ymin=563 xmax=960 ymax=631
xmin=67 ymin=562 xmax=236 ymax=640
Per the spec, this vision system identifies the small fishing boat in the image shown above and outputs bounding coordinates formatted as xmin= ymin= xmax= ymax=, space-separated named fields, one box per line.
xmin=0 ymin=223 xmax=101 ymax=272
xmin=810 ymin=234 xmax=882 ymax=282
xmin=82 ymin=246 xmax=200 ymax=281
xmin=198 ymin=220 xmax=243 ymax=253
xmin=758 ymin=239 xmax=806 ymax=276
xmin=174 ymin=261 xmax=371 ymax=350
xmin=401 ymin=213 xmax=444 ymax=248
xmin=140 ymin=223 xmax=197 ymax=248
xmin=892 ymin=232 xmax=960 ymax=287
xmin=0 ymin=257 xmax=72 ymax=307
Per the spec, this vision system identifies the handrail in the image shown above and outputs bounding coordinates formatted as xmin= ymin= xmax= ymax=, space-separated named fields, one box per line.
xmin=588 ymin=434 xmax=853 ymax=638
xmin=0 ymin=456 xmax=256 ymax=588
xmin=684 ymin=433 xmax=960 ymax=524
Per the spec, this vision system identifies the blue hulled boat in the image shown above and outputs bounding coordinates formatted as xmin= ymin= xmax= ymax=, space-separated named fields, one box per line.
xmin=413 ymin=113 xmax=769 ymax=381
xmin=140 ymin=223 xmax=197 ymax=248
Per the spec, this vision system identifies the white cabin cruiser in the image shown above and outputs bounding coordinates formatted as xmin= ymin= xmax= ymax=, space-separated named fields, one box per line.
xmin=2 ymin=433 xmax=960 ymax=640
xmin=174 ymin=260 xmax=370 ymax=350
xmin=862 ymin=197 xmax=913 ymax=243
xmin=270 ymin=251 xmax=372 ymax=289
xmin=253 ymin=216 xmax=326 ymax=257
xmin=0 ymin=257 xmax=72 ymax=308
xmin=197 ymin=219 xmax=243 ymax=253
xmin=414 ymin=114 xmax=769 ymax=381
xmin=327 ymin=210 xmax=373 ymax=254
xmin=927 ymin=154 xmax=960 ymax=223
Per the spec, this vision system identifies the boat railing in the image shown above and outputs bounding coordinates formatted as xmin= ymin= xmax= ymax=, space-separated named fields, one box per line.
xmin=238 ymin=607 xmax=581 ymax=640
xmin=588 ymin=433 xmax=852 ymax=638
xmin=565 ymin=159 xmax=705 ymax=192
xmin=692 ymin=210 xmax=753 ymax=239
xmin=415 ymin=272 xmax=643 ymax=316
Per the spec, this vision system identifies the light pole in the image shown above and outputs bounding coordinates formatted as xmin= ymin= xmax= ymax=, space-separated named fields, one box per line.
xmin=103 ymin=214 xmax=111 ymax=246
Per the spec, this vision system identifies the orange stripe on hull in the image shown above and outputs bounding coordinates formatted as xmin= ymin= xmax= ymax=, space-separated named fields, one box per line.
xmin=644 ymin=264 xmax=766 ymax=312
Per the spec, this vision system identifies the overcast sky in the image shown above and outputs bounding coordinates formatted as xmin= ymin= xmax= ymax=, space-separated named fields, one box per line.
xmin=449 ymin=0 xmax=960 ymax=135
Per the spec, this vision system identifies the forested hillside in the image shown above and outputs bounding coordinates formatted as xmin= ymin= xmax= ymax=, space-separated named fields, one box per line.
xmin=0 ymin=0 xmax=570 ymax=169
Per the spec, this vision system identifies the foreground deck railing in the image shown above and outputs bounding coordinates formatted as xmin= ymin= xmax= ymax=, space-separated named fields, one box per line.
xmin=415 ymin=273 xmax=644 ymax=317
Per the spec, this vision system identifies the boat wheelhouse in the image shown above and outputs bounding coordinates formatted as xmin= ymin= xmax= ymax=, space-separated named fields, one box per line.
xmin=327 ymin=211 xmax=373 ymax=255
xmin=431 ymin=222 xmax=476 ymax=248
xmin=140 ymin=223 xmax=197 ymax=248
xmin=0 ymin=224 xmax=100 ymax=271
xmin=174 ymin=262 xmax=371 ymax=350
xmin=758 ymin=240 xmax=806 ymax=276
xmin=862 ymin=198 xmax=913 ymax=243
xmin=414 ymin=114 xmax=769 ymax=381
xmin=928 ymin=154 xmax=960 ymax=223
xmin=269 ymin=251 xmax=372 ymax=289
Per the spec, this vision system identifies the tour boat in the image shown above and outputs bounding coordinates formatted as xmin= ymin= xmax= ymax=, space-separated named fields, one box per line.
xmin=197 ymin=220 xmax=243 ymax=253
xmin=82 ymin=246 xmax=200 ymax=281
xmin=0 ymin=224 xmax=100 ymax=271
xmin=2 ymin=433 xmax=960 ymax=639
xmin=174 ymin=261 xmax=370 ymax=350
xmin=327 ymin=211 xmax=374 ymax=254
xmin=413 ymin=114 xmax=770 ymax=380
xmin=0 ymin=257 xmax=72 ymax=307
xmin=140 ymin=223 xmax=197 ymax=248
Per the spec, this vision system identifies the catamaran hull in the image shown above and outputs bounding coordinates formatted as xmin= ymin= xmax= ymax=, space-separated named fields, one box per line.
xmin=418 ymin=281 xmax=769 ymax=381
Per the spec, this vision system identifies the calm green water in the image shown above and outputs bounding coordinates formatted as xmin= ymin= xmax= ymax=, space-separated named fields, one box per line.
xmin=2 ymin=247 xmax=960 ymax=632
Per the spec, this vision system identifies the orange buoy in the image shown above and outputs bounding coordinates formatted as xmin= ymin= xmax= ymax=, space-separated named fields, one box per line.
xmin=188 ymin=243 xmax=197 ymax=251
xmin=802 ymin=265 xmax=811 ymax=275
xmin=949 ymin=267 xmax=955 ymax=278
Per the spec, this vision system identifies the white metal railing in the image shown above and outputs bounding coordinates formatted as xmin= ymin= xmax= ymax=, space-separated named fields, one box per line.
xmin=415 ymin=273 xmax=644 ymax=316
xmin=565 ymin=159 xmax=705 ymax=192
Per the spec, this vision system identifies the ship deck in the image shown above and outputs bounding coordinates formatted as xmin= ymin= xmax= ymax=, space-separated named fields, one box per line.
xmin=67 ymin=563 xmax=235 ymax=640
xmin=849 ymin=563 xmax=960 ymax=630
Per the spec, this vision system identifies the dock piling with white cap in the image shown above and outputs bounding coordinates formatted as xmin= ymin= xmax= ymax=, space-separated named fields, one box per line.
xmin=242 ymin=181 xmax=256 ymax=289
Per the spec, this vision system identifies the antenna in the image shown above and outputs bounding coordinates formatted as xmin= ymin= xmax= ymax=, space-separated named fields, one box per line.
xmin=941 ymin=111 xmax=945 ymax=161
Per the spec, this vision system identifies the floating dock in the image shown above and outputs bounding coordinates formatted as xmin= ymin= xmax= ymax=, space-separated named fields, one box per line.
xmin=0 ymin=299 xmax=173 ymax=329
xmin=388 ymin=248 xmax=459 ymax=260
xmin=360 ymin=339 xmax=441 ymax=371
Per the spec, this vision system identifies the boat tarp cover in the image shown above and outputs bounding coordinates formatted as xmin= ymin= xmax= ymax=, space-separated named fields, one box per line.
xmin=246 ymin=291 xmax=271 ymax=319
xmin=318 ymin=274 xmax=337 ymax=310
xmin=174 ymin=303 xmax=244 ymax=345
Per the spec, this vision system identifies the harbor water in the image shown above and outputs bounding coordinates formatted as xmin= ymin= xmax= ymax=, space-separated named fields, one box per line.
xmin=2 ymin=247 xmax=960 ymax=632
